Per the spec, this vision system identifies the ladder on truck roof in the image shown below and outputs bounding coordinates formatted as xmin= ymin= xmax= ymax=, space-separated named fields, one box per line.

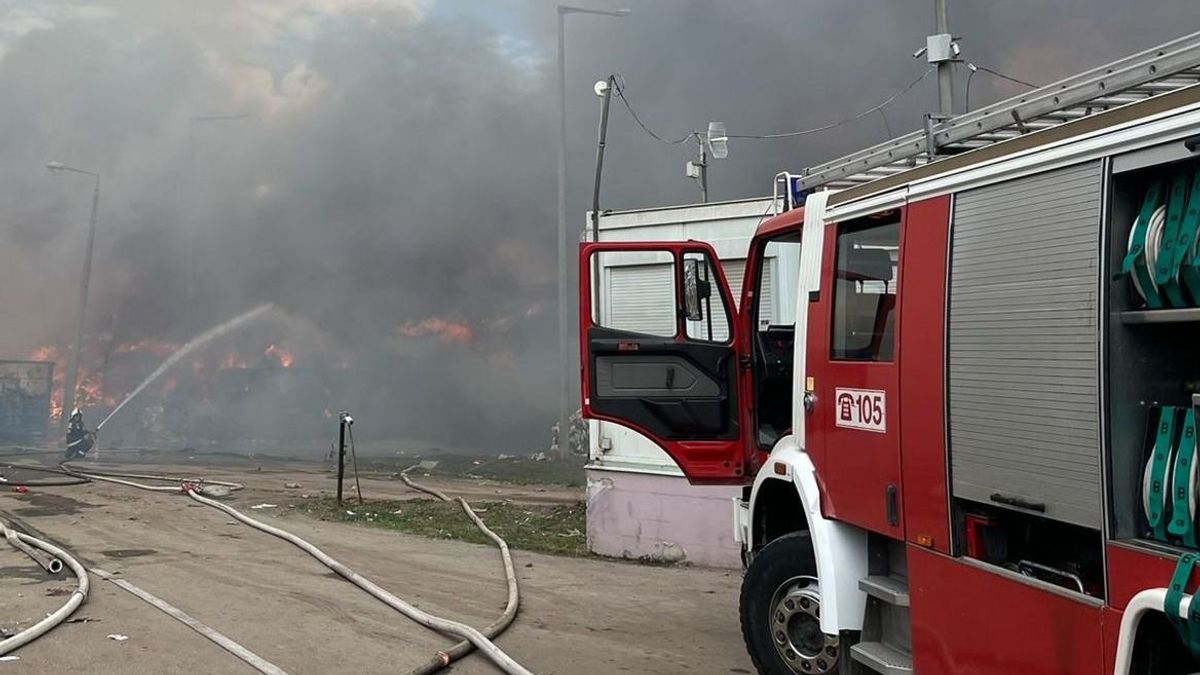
xmin=790 ymin=29 xmax=1200 ymax=195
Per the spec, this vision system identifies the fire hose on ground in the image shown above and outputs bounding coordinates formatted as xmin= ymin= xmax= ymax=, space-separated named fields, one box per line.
xmin=0 ymin=519 xmax=89 ymax=656
xmin=57 ymin=462 xmax=533 ymax=675
xmin=400 ymin=468 xmax=520 ymax=675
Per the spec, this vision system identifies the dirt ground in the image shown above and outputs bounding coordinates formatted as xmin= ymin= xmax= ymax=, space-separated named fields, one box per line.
xmin=0 ymin=456 xmax=753 ymax=674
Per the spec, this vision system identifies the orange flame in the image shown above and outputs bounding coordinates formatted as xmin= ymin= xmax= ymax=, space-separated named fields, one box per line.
xmin=264 ymin=343 xmax=295 ymax=367
xmin=398 ymin=318 xmax=474 ymax=345
xmin=113 ymin=338 xmax=179 ymax=357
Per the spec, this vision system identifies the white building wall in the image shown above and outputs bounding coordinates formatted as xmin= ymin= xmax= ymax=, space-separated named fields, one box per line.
xmin=584 ymin=197 xmax=790 ymax=568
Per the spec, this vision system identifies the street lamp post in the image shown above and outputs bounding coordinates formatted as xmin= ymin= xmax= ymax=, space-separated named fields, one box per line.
xmin=556 ymin=5 xmax=629 ymax=460
xmin=46 ymin=161 xmax=101 ymax=429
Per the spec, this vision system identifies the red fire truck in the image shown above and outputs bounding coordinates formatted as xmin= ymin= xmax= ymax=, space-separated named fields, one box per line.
xmin=580 ymin=31 xmax=1200 ymax=675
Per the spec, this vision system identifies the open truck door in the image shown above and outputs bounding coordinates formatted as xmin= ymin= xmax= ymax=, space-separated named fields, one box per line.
xmin=579 ymin=241 xmax=750 ymax=484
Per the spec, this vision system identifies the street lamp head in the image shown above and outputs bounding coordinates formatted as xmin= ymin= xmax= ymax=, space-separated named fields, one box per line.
xmin=45 ymin=161 xmax=65 ymax=173
xmin=593 ymin=79 xmax=611 ymax=97
xmin=559 ymin=5 xmax=631 ymax=17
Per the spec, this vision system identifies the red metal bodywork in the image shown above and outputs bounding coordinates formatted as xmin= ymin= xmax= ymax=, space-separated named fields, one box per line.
xmin=805 ymin=218 xmax=904 ymax=538
xmin=577 ymin=240 xmax=751 ymax=484
xmin=909 ymin=545 xmax=1106 ymax=675
xmin=896 ymin=196 xmax=951 ymax=554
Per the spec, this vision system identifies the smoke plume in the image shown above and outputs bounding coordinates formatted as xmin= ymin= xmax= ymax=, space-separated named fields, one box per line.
xmin=0 ymin=0 xmax=1197 ymax=452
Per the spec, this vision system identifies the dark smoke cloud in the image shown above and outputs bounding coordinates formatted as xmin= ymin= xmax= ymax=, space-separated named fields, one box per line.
xmin=1 ymin=1 xmax=1197 ymax=451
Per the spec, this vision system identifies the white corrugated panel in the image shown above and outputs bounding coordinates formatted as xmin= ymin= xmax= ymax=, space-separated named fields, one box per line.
xmin=606 ymin=264 xmax=676 ymax=336
xmin=760 ymin=259 xmax=775 ymax=325
xmin=723 ymin=259 xmax=746 ymax=308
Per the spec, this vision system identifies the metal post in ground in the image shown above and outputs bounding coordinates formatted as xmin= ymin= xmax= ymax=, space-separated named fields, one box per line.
xmin=336 ymin=411 xmax=347 ymax=506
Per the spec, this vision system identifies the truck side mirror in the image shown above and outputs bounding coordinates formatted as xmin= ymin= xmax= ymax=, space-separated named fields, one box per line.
xmin=683 ymin=258 xmax=711 ymax=322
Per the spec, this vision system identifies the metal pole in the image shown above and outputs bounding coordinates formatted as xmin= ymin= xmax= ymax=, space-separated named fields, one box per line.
xmin=186 ymin=121 xmax=197 ymax=335
xmin=698 ymin=140 xmax=709 ymax=204
xmin=935 ymin=0 xmax=954 ymax=116
xmin=336 ymin=414 xmax=346 ymax=505
xmin=590 ymin=76 xmax=614 ymax=244
xmin=61 ymin=176 xmax=100 ymax=429
xmin=555 ymin=9 xmax=572 ymax=461
xmin=554 ymin=7 xmax=629 ymax=461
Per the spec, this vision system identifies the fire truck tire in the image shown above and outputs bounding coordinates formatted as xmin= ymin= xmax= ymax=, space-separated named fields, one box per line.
xmin=740 ymin=531 xmax=843 ymax=675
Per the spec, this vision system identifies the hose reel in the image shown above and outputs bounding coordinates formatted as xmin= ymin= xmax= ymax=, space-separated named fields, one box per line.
xmin=1144 ymin=407 xmax=1200 ymax=545
xmin=1123 ymin=174 xmax=1200 ymax=309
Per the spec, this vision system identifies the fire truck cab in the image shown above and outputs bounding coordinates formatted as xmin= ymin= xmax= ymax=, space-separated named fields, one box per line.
xmin=580 ymin=31 xmax=1200 ymax=675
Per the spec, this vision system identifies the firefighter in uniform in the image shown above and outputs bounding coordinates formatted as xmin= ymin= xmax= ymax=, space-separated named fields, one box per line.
xmin=64 ymin=408 xmax=95 ymax=461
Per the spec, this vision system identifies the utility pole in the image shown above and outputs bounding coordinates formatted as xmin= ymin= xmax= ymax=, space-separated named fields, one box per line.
xmin=46 ymin=162 xmax=100 ymax=429
xmin=685 ymin=137 xmax=708 ymax=203
xmin=934 ymin=0 xmax=954 ymax=116
xmin=590 ymin=76 xmax=615 ymax=244
xmin=556 ymin=6 xmax=629 ymax=460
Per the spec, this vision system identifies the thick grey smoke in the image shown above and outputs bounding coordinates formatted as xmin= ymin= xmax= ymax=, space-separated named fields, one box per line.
xmin=0 ymin=1 xmax=1197 ymax=451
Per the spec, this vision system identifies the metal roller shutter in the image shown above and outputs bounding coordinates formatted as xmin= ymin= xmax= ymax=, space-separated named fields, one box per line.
xmin=723 ymin=259 xmax=746 ymax=308
xmin=721 ymin=258 xmax=774 ymax=322
xmin=948 ymin=161 xmax=1102 ymax=529
xmin=606 ymin=264 xmax=676 ymax=337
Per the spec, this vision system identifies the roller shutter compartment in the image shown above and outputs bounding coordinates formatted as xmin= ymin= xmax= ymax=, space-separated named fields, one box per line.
xmin=948 ymin=161 xmax=1103 ymax=529
xmin=606 ymin=264 xmax=676 ymax=337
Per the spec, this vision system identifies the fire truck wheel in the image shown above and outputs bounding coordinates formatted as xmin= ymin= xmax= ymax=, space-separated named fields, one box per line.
xmin=740 ymin=531 xmax=841 ymax=674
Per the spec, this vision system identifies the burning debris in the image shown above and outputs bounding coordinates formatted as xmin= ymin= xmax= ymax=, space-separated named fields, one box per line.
xmin=397 ymin=318 xmax=474 ymax=346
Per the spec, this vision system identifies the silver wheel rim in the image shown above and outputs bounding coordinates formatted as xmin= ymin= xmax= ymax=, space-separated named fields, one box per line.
xmin=768 ymin=575 xmax=839 ymax=674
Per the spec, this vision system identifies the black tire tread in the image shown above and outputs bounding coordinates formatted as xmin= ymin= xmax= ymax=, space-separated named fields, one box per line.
xmin=739 ymin=531 xmax=818 ymax=675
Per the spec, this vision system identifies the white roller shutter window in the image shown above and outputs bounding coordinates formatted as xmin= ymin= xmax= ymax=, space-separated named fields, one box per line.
xmin=606 ymin=264 xmax=676 ymax=337
xmin=723 ymin=259 xmax=746 ymax=308
xmin=759 ymin=259 xmax=775 ymax=326
xmin=724 ymin=258 xmax=775 ymax=328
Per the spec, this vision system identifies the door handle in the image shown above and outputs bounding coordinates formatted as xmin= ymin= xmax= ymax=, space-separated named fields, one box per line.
xmin=989 ymin=493 xmax=1046 ymax=513
xmin=803 ymin=391 xmax=816 ymax=412
xmin=665 ymin=366 xmax=675 ymax=389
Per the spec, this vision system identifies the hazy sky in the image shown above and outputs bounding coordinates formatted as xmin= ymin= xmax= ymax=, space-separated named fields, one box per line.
xmin=1 ymin=1 xmax=1197 ymax=449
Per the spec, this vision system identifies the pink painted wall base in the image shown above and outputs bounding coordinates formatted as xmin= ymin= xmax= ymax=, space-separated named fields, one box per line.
xmin=585 ymin=468 xmax=742 ymax=568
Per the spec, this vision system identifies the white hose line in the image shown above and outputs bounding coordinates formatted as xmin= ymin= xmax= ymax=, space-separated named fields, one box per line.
xmin=60 ymin=462 xmax=243 ymax=494
xmin=91 ymin=567 xmax=288 ymax=675
xmin=183 ymin=487 xmax=534 ymax=675
xmin=62 ymin=465 xmax=533 ymax=674
xmin=4 ymin=526 xmax=64 ymax=575
xmin=1129 ymin=204 xmax=1167 ymax=305
xmin=400 ymin=472 xmax=520 ymax=675
xmin=0 ymin=521 xmax=89 ymax=656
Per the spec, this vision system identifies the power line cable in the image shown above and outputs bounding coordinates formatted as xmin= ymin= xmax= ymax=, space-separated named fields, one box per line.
xmin=965 ymin=62 xmax=1039 ymax=112
xmin=611 ymin=77 xmax=696 ymax=146
xmin=614 ymin=68 xmax=932 ymax=147
xmin=726 ymin=67 xmax=935 ymax=139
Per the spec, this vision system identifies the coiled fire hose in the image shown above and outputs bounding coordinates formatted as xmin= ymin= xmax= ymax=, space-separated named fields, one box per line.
xmin=400 ymin=469 xmax=520 ymax=675
xmin=1143 ymin=408 xmax=1199 ymax=545
xmin=0 ymin=519 xmax=89 ymax=656
xmin=58 ymin=463 xmax=533 ymax=675
xmin=1122 ymin=175 xmax=1200 ymax=309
